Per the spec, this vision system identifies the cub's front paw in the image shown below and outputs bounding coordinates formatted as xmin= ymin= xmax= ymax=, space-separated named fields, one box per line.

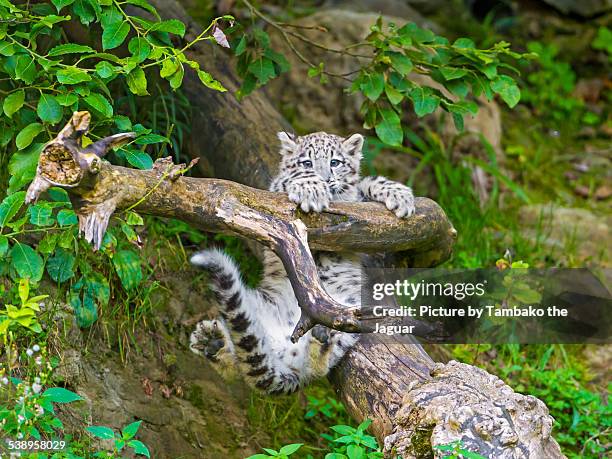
xmin=190 ymin=319 xmax=229 ymax=362
xmin=287 ymin=178 xmax=331 ymax=213
xmin=384 ymin=187 xmax=415 ymax=218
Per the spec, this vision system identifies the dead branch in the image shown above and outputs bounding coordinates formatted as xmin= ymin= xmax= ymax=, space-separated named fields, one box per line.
xmin=26 ymin=112 xmax=455 ymax=342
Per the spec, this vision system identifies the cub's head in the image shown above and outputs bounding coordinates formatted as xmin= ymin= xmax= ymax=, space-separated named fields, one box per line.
xmin=277 ymin=131 xmax=363 ymax=199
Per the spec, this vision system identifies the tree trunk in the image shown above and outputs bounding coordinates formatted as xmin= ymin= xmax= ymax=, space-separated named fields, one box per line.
xmin=59 ymin=1 xmax=565 ymax=456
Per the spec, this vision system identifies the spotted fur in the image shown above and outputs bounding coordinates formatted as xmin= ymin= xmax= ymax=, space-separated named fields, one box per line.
xmin=190 ymin=132 xmax=415 ymax=394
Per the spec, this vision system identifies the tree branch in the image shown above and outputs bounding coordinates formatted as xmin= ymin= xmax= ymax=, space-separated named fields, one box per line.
xmin=26 ymin=112 xmax=455 ymax=341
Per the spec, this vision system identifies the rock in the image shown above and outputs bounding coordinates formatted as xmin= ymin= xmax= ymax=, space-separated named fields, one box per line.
xmin=519 ymin=204 xmax=611 ymax=265
xmin=539 ymin=0 xmax=612 ymax=18
xmin=266 ymin=9 xmax=502 ymax=153
xmin=323 ymin=0 xmax=439 ymax=30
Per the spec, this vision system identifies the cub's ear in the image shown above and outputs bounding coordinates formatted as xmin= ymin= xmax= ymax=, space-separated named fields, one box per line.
xmin=342 ymin=133 xmax=364 ymax=158
xmin=277 ymin=131 xmax=297 ymax=154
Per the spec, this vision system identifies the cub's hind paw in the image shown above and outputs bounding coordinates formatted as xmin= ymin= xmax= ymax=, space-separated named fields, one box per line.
xmin=190 ymin=319 xmax=231 ymax=362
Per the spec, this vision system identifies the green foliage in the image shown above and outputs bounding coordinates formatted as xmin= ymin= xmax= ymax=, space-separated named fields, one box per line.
xmin=234 ymin=27 xmax=290 ymax=99
xmin=0 ymin=278 xmax=47 ymax=338
xmin=520 ymin=41 xmax=598 ymax=126
xmin=246 ymin=443 xmax=303 ymax=459
xmin=86 ymin=420 xmax=151 ymax=458
xmin=0 ymin=0 xmax=231 ymax=333
xmin=435 ymin=441 xmax=487 ymax=459
xmin=248 ymin=419 xmax=383 ymax=459
xmin=348 ymin=19 xmax=530 ymax=146
xmin=591 ymin=26 xmax=612 ymax=60
xmin=0 ymin=342 xmax=78 ymax=444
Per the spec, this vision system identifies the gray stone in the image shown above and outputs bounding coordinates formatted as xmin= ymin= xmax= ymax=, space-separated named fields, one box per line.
xmin=540 ymin=0 xmax=612 ymax=17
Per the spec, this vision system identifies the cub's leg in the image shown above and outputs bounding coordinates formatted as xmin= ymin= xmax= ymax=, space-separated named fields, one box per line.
xmin=191 ymin=249 xmax=309 ymax=394
xmin=358 ymin=176 xmax=415 ymax=218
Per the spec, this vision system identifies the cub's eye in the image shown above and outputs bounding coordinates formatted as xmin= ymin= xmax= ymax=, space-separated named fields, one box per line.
xmin=330 ymin=159 xmax=341 ymax=167
xmin=300 ymin=160 xmax=313 ymax=168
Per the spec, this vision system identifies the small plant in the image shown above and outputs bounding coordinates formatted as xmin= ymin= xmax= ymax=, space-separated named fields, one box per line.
xmin=435 ymin=440 xmax=487 ymax=459
xmin=321 ymin=419 xmax=383 ymax=459
xmin=0 ymin=343 xmax=77 ymax=442
xmin=304 ymin=394 xmax=346 ymax=421
xmin=520 ymin=41 xmax=595 ymax=125
xmin=0 ymin=279 xmax=47 ymax=339
xmin=86 ymin=420 xmax=151 ymax=458
xmin=246 ymin=443 xmax=303 ymax=459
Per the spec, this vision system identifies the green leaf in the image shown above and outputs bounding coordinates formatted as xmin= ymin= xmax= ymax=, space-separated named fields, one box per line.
xmin=16 ymin=123 xmax=44 ymax=149
xmin=10 ymin=242 xmax=44 ymax=282
xmin=387 ymin=52 xmax=412 ymax=76
xmin=43 ymin=387 xmax=82 ymax=403
xmin=124 ymin=149 xmax=153 ymax=169
xmin=384 ymin=84 xmax=403 ymax=105
xmin=149 ymin=19 xmax=185 ymax=37
xmin=55 ymin=93 xmax=78 ymax=106
xmin=51 ymin=0 xmax=76 ymax=10
xmin=37 ymin=93 xmax=63 ymax=124
xmin=46 ymin=248 xmax=75 ymax=283
xmin=126 ymin=211 xmax=144 ymax=226
xmin=122 ymin=421 xmax=142 ymax=440
xmin=128 ymin=37 xmax=151 ymax=63
xmin=85 ymin=272 xmax=110 ymax=306
xmin=234 ymin=36 xmax=247 ymax=55
xmin=84 ymin=93 xmax=113 ymax=118
xmin=279 ymin=443 xmax=303 ymax=455
xmin=324 ymin=454 xmax=348 ymax=459
xmin=248 ymin=58 xmax=276 ymax=85
xmin=8 ymin=145 xmax=41 ymax=193
xmin=409 ymin=87 xmax=440 ymax=117
xmin=15 ymin=55 xmax=37 ymax=84
xmin=491 ymin=75 xmax=520 ymax=108
xmin=127 ymin=67 xmax=148 ymax=96
xmin=3 ymin=89 xmax=25 ymax=117
xmin=168 ymin=65 xmax=184 ymax=89
xmin=28 ymin=203 xmax=54 ymax=226
xmin=360 ymin=73 xmax=385 ymax=102
xmin=48 ymin=43 xmax=95 ymax=56
xmin=0 ymin=41 xmax=15 ymax=56
xmin=347 ymin=445 xmax=366 ymax=459
xmin=196 ymin=70 xmax=226 ymax=92
xmin=0 ymin=235 xmax=8 ymax=258
xmin=135 ymin=134 xmax=168 ymax=145
xmin=38 ymin=233 xmax=58 ymax=255
xmin=453 ymin=37 xmax=475 ymax=48
xmin=95 ymin=61 xmax=115 ymax=79
xmin=86 ymin=426 xmax=116 ymax=440
xmin=331 ymin=425 xmax=356 ymax=435
xmin=56 ymin=67 xmax=91 ymax=84
xmin=128 ymin=439 xmax=150 ymax=457
xmin=114 ymin=115 xmax=133 ymax=131
xmin=57 ymin=209 xmax=78 ymax=226
xmin=125 ymin=0 xmax=159 ymax=18
xmin=102 ymin=20 xmax=130 ymax=50
xmin=440 ymin=67 xmax=468 ymax=80
xmin=446 ymin=79 xmax=469 ymax=98
xmin=113 ymin=249 xmax=143 ymax=290
xmin=375 ymin=108 xmax=402 ymax=146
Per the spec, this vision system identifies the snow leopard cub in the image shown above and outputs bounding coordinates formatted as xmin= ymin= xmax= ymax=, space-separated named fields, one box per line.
xmin=189 ymin=131 xmax=415 ymax=394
